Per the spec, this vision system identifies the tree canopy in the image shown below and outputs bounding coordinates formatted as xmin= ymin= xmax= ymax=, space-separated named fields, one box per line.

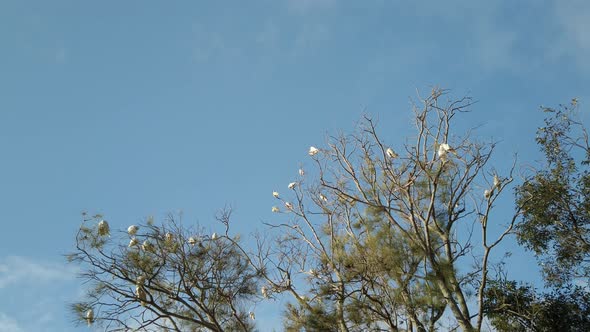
xmin=516 ymin=101 xmax=590 ymax=286
xmin=68 ymin=91 xmax=590 ymax=331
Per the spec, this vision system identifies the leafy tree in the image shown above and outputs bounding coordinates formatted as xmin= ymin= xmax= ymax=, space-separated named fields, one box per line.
xmin=515 ymin=101 xmax=590 ymax=286
xmin=261 ymin=88 xmax=521 ymax=331
xmin=484 ymin=277 xmax=590 ymax=331
xmin=485 ymin=100 xmax=590 ymax=332
xmin=68 ymin=212 xmax=262 ymax=331
xmin=69 ymin=89 xmax=526 ymax=331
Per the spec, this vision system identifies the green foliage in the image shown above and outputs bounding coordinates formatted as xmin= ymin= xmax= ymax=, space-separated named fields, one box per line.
xmin=516 ymin=103 xmax=590 ymax=286
xmin=273 ymin=91 xmax=503 ymax=332
xmin=484 ymin=279 xmax=590 ymax=332
xmin=68 ymin=214 xmax=261 ymax=331
xmin=284 ymin=302 xmax=339 ymax=332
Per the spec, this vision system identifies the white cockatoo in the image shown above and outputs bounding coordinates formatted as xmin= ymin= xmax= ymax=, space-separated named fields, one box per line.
xmin=272 ymin=191 xmax=279 ymax=198
xmin=438 ymin=143 xmax=452 ymax=160
xmin=165 ymin=232 xmax=173 ymax=242
xmin=129 ymin=237 xmax=138 ymax=247
xmin=308 ymin=146 xmax=319 ymax=156
xmin=288 ymin=182 xmax=297 ymax=190
xmin=188 ymin=237 xmax=197 ymax=246
xmin=135 ymin=284 xmax=147 ymax=306
xmin=271 ymin=206 xmax=280 ymax=213
xmin=85 ymin=308 xmax=94 ymax=326
xmin=136 ymin=275 xmax=146 ymax=285
xmin=493 ymin=174 xmax=501 ymax=188
xmin=127 ymin=225 xmax=139 ymax=236
xmin=142 ymin=240 xmax=153 ymax=252
xmin=261 ymin=286 xmax=269 ymax=299
xmin=211 ymin=233 xmax=218 ymax=240
xmin=249 ymin=311 xmax=255 ymax=320
xmin=97 ymin=220 xmax=110 ymax=236
xmin=298 ymin=295 xmax=308 ymax=303
xmin=285 ymin=202 xmax=293 ymax=210
xmin=484 ymin=189 xmax=492 ymax=199
xmin=298 ymin=168 xmax=305 ymax=176
xmin=386 ymin=148 xmax=398 ymax=159
xmin=319 ymin=194 xmax=328 ymax=202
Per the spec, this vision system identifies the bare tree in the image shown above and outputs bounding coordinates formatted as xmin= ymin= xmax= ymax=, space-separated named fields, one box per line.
xmin=68 ymin=212 xmax=262 ymax=331
xmin=262 ymin=88 xmax=523 ymax=331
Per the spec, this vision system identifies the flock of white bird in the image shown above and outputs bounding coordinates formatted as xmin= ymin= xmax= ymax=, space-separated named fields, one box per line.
xmin=86 ymin=220 xmax=222 ymax=325
xmin=85 ymin=143 xmax=501 ymax=326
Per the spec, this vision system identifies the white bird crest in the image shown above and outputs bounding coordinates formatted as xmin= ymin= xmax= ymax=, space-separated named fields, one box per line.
xmin=128 ymin=225 xmax=139 ymax=236
xmin=308 ymin=146 xmax=319 ymax=156
xmin=386 ymin=148 xmax=398 ymax=159
xmin=85 ymin=308 xmax=94 ymax=326
xmin=97 ymin=220 xmax=110 ymax=236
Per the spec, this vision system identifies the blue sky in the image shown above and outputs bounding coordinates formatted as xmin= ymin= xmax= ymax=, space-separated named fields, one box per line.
xmin=0 ymin=1 xmax=589 ymax=331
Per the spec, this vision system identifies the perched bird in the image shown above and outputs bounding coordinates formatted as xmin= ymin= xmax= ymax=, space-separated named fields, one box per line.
xmin=493 ymin=175 xmax=501 ymax=188
xmin=386 ymin=148 xmax=398 ymax=159
xmin=188 ymin=237 xmax=197 ymax=246
xmin=484 ymin=189 xmax=492 ymax=199
xmin=135 ymin=285 xmax=147 ymax=306
xmin=211 ymin=233 xmax=218 ymax=240
xmin=298 ymin=168 xmax=305 ymax=176
xmin=165 ymin=233 xmax=173 ymax=242
xmin=319 ymin=194 xmax=328 ymax=202
xmin=304 ymin=268 xmax=317 ymax=277
xmin=285 ymin=202 xmax=294 ymax=210
xmin=271 ymin=206 xmax=280 ymax=213
xmin=142 ymin=240 xmax=153 ymax=252
xmin=127 ymin=225 xmax=139 ymax=236
xmin=308 ymin=146 xmax=319 ymax=156
xmin=97 ymin=220 xmax=110 ymax=236
xmin=288 ymin=182 xmax=297 ymax=190
xmin=261 ymin=286 xmax=269 ymax=299
xmin=136 ymin=275 xmax=146 ymax=285
xmin=298 ymin=295 xmax=308 ymax=303
xmin=129 ymin=237 xmax=138 ymax=247
xmin=272 ymin=191 xmax=280 ymax=198
xmin=438 ymin=143 xmax=452 ymax=160
xmin=85 ymin=308 xmax=94 ymax=326
xmin=249 ymin=311 xmax=256 ymax=320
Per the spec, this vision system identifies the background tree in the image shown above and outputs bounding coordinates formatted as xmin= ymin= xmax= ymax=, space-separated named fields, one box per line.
xmin=262 ymin=89 xmax=522 ymax=331
xmin=515 ymin=101 xmax=590 ymax=286
xmin=68 ymin=211 xmax=262 ymax=331
xmin=484 ymin=276 xmax=590 ymax=331
xmin=484 ymin=100 xmax=590 ymax=331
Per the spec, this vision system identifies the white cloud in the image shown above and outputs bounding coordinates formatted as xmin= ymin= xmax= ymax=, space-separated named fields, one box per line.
xmin=291 ymin=23 xmax=330 ymax=57
xmin=473 ymin=21 xmax=519 ymax=72
xmin=0 ymin=313 xmax=24 ymax=332
xmin=255 ymin=21 xmax=281 ymax=49
xmin=54 ymin=47 xmax=67 ymax=64
xmin=553 ymin=0 xmax=590 ymax=69
xmin=286 ymin=0 xmax=336 ymax=14
xmin=0 ymin=256 xmax=76 ymax=289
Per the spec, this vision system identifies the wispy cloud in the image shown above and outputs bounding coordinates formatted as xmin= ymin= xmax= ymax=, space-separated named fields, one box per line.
xmin=291 ymin=23 xmax=331 ymax=57
xmin=286 ymin=0 xmax=337 ymax=14
xmin=417 ymin=1 xmax=521 ymax=72
xmin=553 ymin=0 xmax=590 ymax=70
xmin=0 ymin=313 xmax=24 ymax=332
xmin=54 ymin=47 xmax=67 ymax=64
xmin=0 ymin=256 xmax=76 ymax=289
xmin=0 ymin=256 xmax=79 ymax=331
